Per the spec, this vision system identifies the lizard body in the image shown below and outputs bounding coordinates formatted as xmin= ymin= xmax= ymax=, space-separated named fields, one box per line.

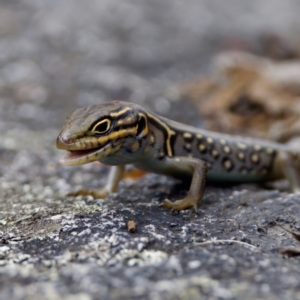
xmin=56 ymin=101 xmax=300 ymax=211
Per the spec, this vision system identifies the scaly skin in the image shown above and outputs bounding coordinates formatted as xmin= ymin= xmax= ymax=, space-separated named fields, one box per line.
xmin=56 ymin=100 xmax=300 ymax=211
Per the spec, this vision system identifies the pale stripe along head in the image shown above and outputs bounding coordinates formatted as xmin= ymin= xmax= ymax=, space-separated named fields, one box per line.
xmin=56 ymin=101 xmax=149 ymax=166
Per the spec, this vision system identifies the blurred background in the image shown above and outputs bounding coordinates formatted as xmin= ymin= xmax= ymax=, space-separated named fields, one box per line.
xmin=1 ymin=0 xmax=300 ymax=135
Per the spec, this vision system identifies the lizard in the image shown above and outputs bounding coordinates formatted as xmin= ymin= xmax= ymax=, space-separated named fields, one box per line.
xmin=56 ymin=100 xmax=300 ymax=211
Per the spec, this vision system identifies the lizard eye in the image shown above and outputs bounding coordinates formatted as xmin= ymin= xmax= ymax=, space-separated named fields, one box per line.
xmin=92 ymin=119 xmax=111 ymax=134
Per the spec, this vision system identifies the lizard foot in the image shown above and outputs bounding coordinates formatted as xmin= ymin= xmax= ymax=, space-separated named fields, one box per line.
xmin=160 ymin=196 xmax=199 ymax=211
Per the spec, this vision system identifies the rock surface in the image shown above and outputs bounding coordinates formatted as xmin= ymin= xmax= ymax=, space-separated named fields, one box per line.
xmin=1 ymin=1 xmax=300 ymax=299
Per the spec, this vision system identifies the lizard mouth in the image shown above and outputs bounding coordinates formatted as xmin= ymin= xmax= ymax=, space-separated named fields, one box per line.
xmin=56 ymin=133 xmax=121 ymax=166
xmin=60 ymin=146 xmax=105 ymax=166
xmin=56 ymin=134 xmax=109 ymax=166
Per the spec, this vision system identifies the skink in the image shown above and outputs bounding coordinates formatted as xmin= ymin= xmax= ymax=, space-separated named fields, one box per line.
xmin=56 ymin=101 xmax=300 ymax=211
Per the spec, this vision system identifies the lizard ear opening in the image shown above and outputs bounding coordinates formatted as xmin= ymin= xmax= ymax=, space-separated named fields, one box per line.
xmin=136 ymin=114 xmax=148 ymax=137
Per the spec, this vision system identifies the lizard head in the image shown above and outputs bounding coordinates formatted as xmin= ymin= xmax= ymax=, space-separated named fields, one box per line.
xmin=56 ymin=101 xmax=149 ymax=166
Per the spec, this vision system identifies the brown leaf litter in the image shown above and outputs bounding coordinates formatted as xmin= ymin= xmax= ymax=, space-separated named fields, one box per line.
xmin=172 ymin=50 xmax=300 ymax=143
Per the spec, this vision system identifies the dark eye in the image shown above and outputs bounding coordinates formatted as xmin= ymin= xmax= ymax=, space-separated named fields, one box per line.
xmin=92 ymin=119 xmax=111 ymax=134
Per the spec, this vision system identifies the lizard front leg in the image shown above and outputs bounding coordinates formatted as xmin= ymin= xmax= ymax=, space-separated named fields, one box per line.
xmin=160 ymin=157 xmax=207 ymax=211
xmin=69 ymin=165 xmax=125 ymax=198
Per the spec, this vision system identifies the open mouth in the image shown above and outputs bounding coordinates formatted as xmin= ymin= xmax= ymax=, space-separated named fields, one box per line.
xmin=60 ymin=147 xmax=103 ymax=166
